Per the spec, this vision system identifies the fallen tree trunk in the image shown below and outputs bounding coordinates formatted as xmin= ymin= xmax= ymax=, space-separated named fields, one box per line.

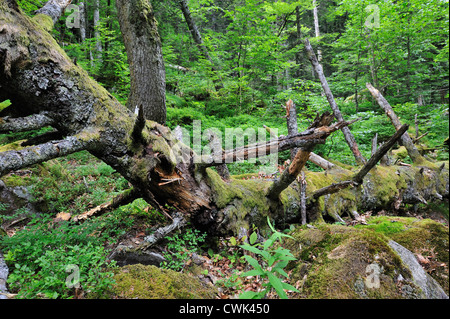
xmin=0 ymin=1 xmax=448 ymax=237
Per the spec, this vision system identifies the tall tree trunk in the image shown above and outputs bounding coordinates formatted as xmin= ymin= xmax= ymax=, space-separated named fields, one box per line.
xmin=116 ymin=0 xmax=167 ymax=124
xmin=178 ymin=0 xmax=223 ymax=91
xmin=79 ymin=2 xmax=86 ymax=43
xmin=312 ymin=0 xmax=322 ymax=62
xmin=94 ymin=0 xmax=102 ymax=60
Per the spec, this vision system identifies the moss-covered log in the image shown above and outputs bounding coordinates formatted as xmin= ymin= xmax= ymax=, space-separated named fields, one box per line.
xmin=0 ymin=1 xmax=448 ymax=238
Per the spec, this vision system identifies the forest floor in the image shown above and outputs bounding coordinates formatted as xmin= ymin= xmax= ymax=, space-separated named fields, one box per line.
xmin=0 ymin=99 xmax=448 ymax=299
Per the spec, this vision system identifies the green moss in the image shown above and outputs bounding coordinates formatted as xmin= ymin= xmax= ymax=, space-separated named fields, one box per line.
xmin=286 ymin=224 xmax=415 ymax=299
xmin=2 ymin=174 xmax=32 ymax=187
xmin=355 ymin=216 xmax=449 ymax=295
xmin=107 ymin=264 xmax=217 ymax=299
xmin=231 ymin=173 xmax=259 ymax=180
xmin=0 ymin=140 xmax=26 ymax=152
xmin=392 ymin=146 xmax=408 ymax=160
xmin=31 ymin=14 xmax=54 ymax=32
xmin=206 ymin=168 xmax=243 ymax=208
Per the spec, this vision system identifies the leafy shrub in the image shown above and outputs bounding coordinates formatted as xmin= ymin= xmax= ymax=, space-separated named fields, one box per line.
xmin=239 ymin=218 xmax=299 ymax=299
xmin=0 ymin=215 xmax=125 ymax=298
xmin=160 ymin=228 xmax=207 ymax=272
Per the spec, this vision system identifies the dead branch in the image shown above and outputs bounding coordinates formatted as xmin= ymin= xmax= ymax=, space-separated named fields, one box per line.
xmin=267 ymin=148 xmax=313 ymax=201
xmin=0 ymin=134 xmax=92 ymax=177
xmin=309 ymin=124 xmax=409 ymax=200
xmin=71 ymin=188 xmax=138 ymax=223
xmin=199 ymin=117 xmax=358 ymax=168
xmin=310 ymin=180 xmax=357 ymax=201
xmin=414 ymin=132 xmax=429 ymax=144
xmin=300 ymin=171 xmax=307 ymax=225
xmin=0 ymin=112 xmax=55 ymax=133
xmin=141 ymin=212 xmax=187 ymax=249
xmin=353 ymin=124 xmax=409 ymax=185
xmin=304 ymin=38 xmax=366 ymax=165
xmin=166 ymin=63 xmax=196 ymax=73
xmin=285 ymin=99 xmax=300 ymax=160
xmin=309 ymin=152 xmax=335 ymax=170
xmin=366 ymin=83 xmax=424 ymax=163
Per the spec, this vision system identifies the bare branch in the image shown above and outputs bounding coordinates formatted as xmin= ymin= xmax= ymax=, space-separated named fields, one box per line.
xmin=310 ymin=180 xmax=357 ymax=201
xmin=199 ymin=118 xmax=358 ymax=168
xmin=304 ymin=38 xmax=366 ymax=165
xmin=366 ymin=83 xmax=423 ymax=163
xmin=267 ymin=148 xmax=312 ymax=201
xmin=353 ymin=124 xmax=409 ymax=185
xmin=71 ymin=188 xmax=138 ymax=223
xmin=310 ymin=124 xmax=409 ymax=200
xmin=0 ymin=112 xmax=55 ymax=133
xmin=0 ymin=134 xmax=92 ymax=177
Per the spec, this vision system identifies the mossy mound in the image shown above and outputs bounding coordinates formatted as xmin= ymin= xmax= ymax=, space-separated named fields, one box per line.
xmin=285 ymin=218 xmax=449 ymax=299
xmin=106 ymin=264 xmax=218 ymax=299
xmin=362 ymin=217 xmax=449 ymax=294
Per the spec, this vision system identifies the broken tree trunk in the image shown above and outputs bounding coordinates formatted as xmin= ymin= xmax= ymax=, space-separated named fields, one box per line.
xmin=0 ymin=1 xmax=447 ymax=235
xmin=0 ymin=1 xmax=353 ymax=235
xmin=366 ymin=83 xmax=424 ymax=164
xmin=285 ymin=99 xmax=300 ymax=160
xmin=304 ymin=39 xmax=366 ymax=165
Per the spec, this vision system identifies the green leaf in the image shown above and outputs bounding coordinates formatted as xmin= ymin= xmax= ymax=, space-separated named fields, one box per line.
xmin=0 ymin=100 xmax=11 ymax=112
xmin=281 ymin=281 xmax=300 ymax=293
xmin=263 ymin=238 xmax=274 ymax=250
xmin=249 ymin=232 xmax=258 ymax=245
xmin=239 ymin=290 xmax=259 ymax=299
xmin=230 ymin=236 xmax=237 ymax=246
xmin=242 ymin=269 xmax=265 ymax=277
xmin=267 ymin=272 xmax=288 ymax=299
xmin=240 ymin=244 xmax=263 ymax=256
xmin=273 ymin=267 xmax=288 ymax=278
xmin=243 ymin=255 xmax=263 ymax=272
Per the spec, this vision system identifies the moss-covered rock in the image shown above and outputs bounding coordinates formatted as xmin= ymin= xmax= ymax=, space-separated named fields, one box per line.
xmin=285 ymin=220 xmax=449 ymax=299
xmin=106 ymin=264 xmax=218 ymax=299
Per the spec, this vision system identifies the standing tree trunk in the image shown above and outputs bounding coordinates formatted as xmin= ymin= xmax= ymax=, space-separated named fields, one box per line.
xmin=312 ymin=0 xmax=322 ymax=62
xmin=116 ymin=0 xmax=167 ymax=125
xmin=79 ymin=2 xmax=86 ymax=43
xmin=94 ymin=0 xmax=102 ymax=60
xmin=179 ymin=0 xmax=223 ymax=91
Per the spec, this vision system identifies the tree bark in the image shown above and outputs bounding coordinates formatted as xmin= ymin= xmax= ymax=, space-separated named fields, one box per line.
xmin=116 ymin=0 xmax=167 ymax=124
xmin=304 ymin=39 xmax=366 ymax=165
xmin=285 ymin=99 xmax=299 ymax=160
xmin=312 ymin=0 xmax=322 ymax=62
xmin=366 ymin=83 xmax=424 ymax=163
